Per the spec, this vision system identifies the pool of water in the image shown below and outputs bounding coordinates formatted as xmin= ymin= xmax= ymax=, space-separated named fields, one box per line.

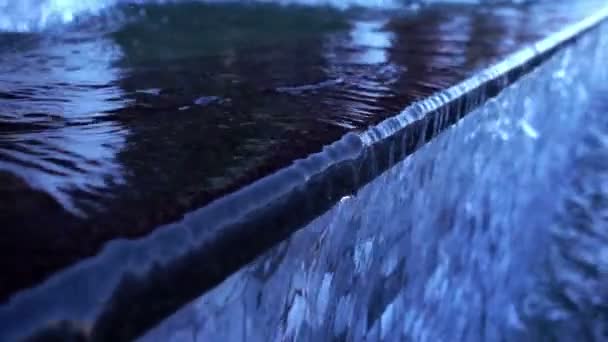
xmin=0 ymin=0 xmax=606 ymax=303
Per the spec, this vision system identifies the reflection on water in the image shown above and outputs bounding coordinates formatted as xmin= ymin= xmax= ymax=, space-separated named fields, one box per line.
xmin=0 ymin=33 xmax=127 ymax=213
xmin=348 ymin=20 xmax=393 ymax=65
xmin=0 ymin=1 xmax=606 ymax=301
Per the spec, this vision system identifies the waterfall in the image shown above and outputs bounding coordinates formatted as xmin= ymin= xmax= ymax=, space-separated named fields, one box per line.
xmin=142 ymin=16 xmax=608 ymax=342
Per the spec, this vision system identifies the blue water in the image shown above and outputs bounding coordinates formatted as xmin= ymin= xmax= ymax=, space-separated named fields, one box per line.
xmin=0 ymin=0 xmax=394 ymax=32
xmin=141 ymin=15 xmax=608 ymax=342
xmin=1 ymin=0 xmax=607 ymax=341
xmin=0 ymin=0 xmax=586 ymax=32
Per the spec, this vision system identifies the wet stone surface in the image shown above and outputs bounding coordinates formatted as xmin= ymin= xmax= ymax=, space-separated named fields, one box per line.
xmin=0 ymin=1 xmax=605 ymax=301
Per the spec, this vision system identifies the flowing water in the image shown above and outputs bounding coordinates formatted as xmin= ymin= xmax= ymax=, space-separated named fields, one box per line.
xmin=1 ymin=0 xmax=608 ymax=340
xmin=142 ymin=18 xmax=608 ymax=341
xmin=2 ymin=0 xmax=606 ymax=303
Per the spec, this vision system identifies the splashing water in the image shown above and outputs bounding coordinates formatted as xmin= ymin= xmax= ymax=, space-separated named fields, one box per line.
xmin=0 ymin=0 xmax=114 ymax=31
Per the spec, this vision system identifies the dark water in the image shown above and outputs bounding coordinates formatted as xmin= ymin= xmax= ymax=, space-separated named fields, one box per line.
xmin=142 ymin=39 xmax=608 ymax=341
xmin=0 ymin=1 xmax=605 ymax=301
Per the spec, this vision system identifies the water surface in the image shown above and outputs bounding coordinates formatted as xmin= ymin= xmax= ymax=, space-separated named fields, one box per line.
xmin=0 ymin=0 xmax=605 ymax=301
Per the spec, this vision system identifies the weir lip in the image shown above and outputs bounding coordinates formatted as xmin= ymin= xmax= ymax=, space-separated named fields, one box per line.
xmin=1 ymin=4 xmax=608 ymax=342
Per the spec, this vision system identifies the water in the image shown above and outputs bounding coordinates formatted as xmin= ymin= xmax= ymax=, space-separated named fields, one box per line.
xmin=0 ymin=0 xmax=522 ymax=32
xmin=4 ymin=0 xmax=605 ymax=302
xmin=141 ymin=18 xmax=608 ymax=341
xmin=1 ymin=0 xmax=607 ymax=339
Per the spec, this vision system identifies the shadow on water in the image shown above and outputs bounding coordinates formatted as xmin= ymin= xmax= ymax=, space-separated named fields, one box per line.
xmin=0 ymin=1 xmax=603 ymax=302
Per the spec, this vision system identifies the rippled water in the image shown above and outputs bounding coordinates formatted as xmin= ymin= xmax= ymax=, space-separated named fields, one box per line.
xmin=0 ymin=0 xmax=525 ymax=32
xmin=1 ymin=1 xmax=607 ymax=340
xmin=142 ymin=19 xmax=608 ymax=341
xmin=0 ymin=0 xmax=606 ymax=305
